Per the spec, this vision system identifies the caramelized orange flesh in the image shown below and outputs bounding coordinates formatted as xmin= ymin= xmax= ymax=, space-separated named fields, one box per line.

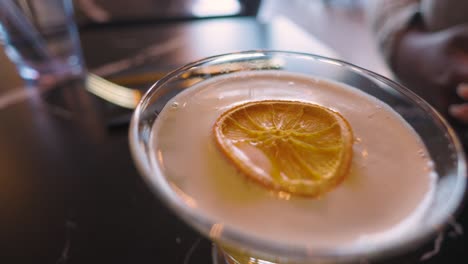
xmin=213 ymin=100 xmax=353 ymax=197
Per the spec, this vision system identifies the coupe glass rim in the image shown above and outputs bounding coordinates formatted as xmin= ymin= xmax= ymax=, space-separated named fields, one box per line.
xmin=129 ymin=50 xmax=466 ymax=262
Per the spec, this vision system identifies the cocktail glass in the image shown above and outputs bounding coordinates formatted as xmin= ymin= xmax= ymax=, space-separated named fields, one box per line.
xmin=129 ymin=51 xmax=466 ymax=263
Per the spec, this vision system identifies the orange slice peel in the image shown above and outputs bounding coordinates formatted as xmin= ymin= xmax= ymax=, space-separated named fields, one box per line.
xmin=213 ymin=100 xmax=353 ymax=197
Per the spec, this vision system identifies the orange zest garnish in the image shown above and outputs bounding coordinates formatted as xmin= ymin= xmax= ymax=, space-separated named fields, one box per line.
xmin=213 ymin=100 xmax=353 ymax=197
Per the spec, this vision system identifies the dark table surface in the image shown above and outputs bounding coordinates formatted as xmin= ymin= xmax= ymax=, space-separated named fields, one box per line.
xmin=1 ymin=13 xmax=467 ymax=264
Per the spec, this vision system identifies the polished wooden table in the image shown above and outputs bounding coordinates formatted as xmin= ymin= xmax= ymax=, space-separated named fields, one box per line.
xmin=0 ymin=14 xmax=467 ymax=264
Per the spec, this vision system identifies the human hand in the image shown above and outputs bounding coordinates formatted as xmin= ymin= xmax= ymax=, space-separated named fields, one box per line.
xmin=392 ymin=23 xmax=468 ymax=123
xmin=449 ymin=83 xmax=468 ymax=122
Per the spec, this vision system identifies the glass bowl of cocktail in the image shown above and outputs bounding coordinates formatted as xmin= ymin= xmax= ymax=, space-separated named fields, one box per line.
xmin=129 ymin=51 xmax=466 ymax=263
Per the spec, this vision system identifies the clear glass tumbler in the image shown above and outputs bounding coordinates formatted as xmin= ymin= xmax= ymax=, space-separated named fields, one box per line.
xmin=129 ymin=51 xmax=466 ymax=263
xmin=0 ymin=0 xmax=85 ymax=85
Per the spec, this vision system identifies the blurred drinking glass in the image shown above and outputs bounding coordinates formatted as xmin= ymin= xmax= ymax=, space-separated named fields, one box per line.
xmin=0 ymin=0 xmax=85 ymax=86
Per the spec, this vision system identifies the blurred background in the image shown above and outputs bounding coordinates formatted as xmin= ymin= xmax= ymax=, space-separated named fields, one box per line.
xmin=1 ymin=1 xmax=468 ymax=264
xmin=1 ymin=0 xmax=386 ymax=92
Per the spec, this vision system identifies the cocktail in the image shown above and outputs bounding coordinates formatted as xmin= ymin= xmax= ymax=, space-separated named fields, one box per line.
xmin=129 ymin=51 xmax=466 ymax=263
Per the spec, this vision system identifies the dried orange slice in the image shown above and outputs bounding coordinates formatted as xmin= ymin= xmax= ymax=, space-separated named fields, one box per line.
xmin=213 ymin=100 xmax=353 ymax=197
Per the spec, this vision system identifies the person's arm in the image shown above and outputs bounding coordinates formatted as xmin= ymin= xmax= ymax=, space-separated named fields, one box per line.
xmin=368 ymin=0 xmax=468 ymax=123
xmin=367 ymin=0 xmax=421 ymax=63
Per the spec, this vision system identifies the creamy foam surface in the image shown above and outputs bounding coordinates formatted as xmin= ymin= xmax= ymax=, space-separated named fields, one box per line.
xmin=150 ymin=71 xmax=436 ymax=248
